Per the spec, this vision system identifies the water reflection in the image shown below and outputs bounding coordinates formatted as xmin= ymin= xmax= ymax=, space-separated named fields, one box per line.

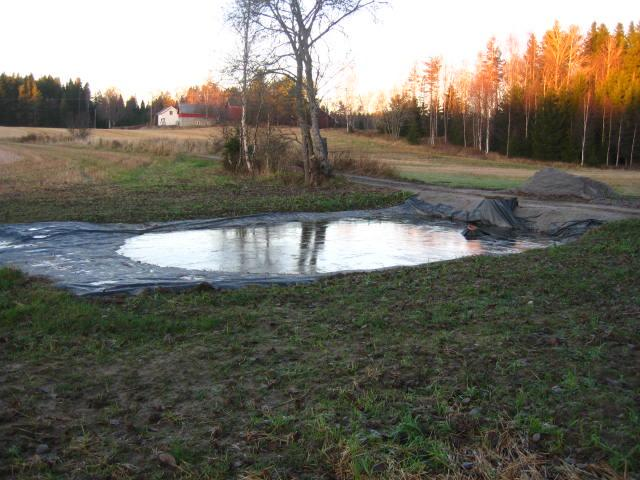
xmin=117 ymin=219 xmax=548 ymax=275
xmin=298 ymin=221 xmax=328 ymax=273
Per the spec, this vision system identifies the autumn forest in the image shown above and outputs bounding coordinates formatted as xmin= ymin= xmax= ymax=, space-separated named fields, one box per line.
xmin=1 ymin=19 xmax=639 ymax=167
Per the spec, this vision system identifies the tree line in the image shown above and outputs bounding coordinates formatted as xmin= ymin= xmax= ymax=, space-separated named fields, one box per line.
xmin=376 ymin=20 xmax=640 ymax=167
xmin=0 ymin=73 xmax=173 ymax=129
xmin=0 ymin=72 xmax=308 ymax=130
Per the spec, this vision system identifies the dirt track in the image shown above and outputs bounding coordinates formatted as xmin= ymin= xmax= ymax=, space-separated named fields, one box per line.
xmin=346 ymin=174 xmax=640 ymax=231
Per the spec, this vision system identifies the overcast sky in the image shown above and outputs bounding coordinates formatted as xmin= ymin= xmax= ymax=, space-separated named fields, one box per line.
xmin=1 ymin=0 xmax=636 ymax=102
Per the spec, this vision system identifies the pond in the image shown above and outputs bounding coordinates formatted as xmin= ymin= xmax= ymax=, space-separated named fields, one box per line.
xmin=0 ymin=200 xmax=561 ymax=295
xmin=118 ymin=219 xmax=547 ymax=275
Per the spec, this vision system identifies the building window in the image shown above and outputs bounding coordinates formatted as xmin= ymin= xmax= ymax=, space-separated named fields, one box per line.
xmin=170 ymin=111 xmax=173 ymax=115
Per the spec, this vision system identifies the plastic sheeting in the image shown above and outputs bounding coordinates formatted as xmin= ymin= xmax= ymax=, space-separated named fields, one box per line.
xmin=0 ymin=198 xmax=598 ymax=296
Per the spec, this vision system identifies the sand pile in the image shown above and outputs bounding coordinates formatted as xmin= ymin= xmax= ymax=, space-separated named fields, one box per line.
xmin=516 ymin=168 xmax=616 ymax=201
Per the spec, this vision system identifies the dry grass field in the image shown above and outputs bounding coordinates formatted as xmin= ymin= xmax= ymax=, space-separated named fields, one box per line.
xmin=0 ymin=125 xmax=222 ymax=142
xmin=322 ymin=130 xmax=640 ymax=195
xmin=1 ymin=126 xmax=639 ymax=196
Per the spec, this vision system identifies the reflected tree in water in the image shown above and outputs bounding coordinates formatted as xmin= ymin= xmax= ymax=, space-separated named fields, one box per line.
xmin=298 ymin=221 xmax=328 ymax=273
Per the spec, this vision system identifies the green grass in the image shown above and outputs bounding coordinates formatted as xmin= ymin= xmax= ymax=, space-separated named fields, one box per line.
xmin=398 ymin=171 xmax=525 ymax=190
xmin=0 ymin=152 xmax=409 ymax=224
xmin=1 ymin=221 xmax=638 ymax=478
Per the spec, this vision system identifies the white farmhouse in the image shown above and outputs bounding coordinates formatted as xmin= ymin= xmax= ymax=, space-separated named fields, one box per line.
xmin=157 ymin=106 xmax=179 ymax=127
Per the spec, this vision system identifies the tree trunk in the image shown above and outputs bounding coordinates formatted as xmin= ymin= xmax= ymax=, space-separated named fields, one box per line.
xmin=303 ymin=49 xmax=330 ymax=180
xmin=506 ymin=105 xmax=511 ymax=158
xmin=601 ymin=106 xmax=606 ymax=146
xmin=240 ymin=3 xmax=252 ymax=173
xmin=630 ymin=123 xmax=637 ymax=167
xmin=434 ymin=100 xmax=439 ymax=145
xmin=485 ymin=111 xmax=490 ymax=155
xmin=443 ymin=100 xmax=448 ymax=144
xmin=462 ymin=111 xmax=467 ymax=148
xmin=294 ymin=57 xmax=312 ymax=184
xmin=581 ymin=92 xmax=590 ymax=167
xmin=606 ymin=112 xmax=613 ymax=167
xmin=615 ymin=115 xmax=623 ymax=167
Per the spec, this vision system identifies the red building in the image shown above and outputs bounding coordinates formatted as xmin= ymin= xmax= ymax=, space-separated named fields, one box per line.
xmin=224 ymin=98 xmax=332 ymax=128
xmin=225 ymin=99 xmax=243 ymax=122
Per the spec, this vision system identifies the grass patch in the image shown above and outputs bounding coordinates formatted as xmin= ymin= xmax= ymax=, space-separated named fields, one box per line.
xmin=0 ymin=147 xmax=409 ymax=223
xmin=399 ymin=171 xmax=525 ymax=190
xmin=1 ymin=221 xmax=638 ymax=478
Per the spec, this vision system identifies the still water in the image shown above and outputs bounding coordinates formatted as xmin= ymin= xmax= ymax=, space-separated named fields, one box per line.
xmin=118 ymin=219 xmax=549 ymax=275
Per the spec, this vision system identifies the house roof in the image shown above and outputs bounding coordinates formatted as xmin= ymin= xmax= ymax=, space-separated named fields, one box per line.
xmin=178 ymin=103 xmax=221 ymax=116
xmin=157 ymin=106 xmax=176 ymax=115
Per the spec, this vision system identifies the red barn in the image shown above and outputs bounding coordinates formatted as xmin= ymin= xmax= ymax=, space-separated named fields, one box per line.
xmin=177 ymin=103 xmax=220 ymax=127
xmin=224 ymin=98 xmax=332 ymax=128
xmin=225 ymin=99 xmax=243 ymax=122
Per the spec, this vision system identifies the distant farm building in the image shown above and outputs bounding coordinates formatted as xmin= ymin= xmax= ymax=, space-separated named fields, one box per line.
xmin=225 ymin=99 xmax=243 ymax=123
xmin=156 ymin=100 xmax=333 ymax=128
xmin=177 ymin=103 xmax=220 ymax=127
xmin=157 ymin=106 xmax=179 ymax=127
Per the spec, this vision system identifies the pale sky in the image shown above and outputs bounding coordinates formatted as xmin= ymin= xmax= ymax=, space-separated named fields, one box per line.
xmin=1 ymin=0 xmax=636 ymax=102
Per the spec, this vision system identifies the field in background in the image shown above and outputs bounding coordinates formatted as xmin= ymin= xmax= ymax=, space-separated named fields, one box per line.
xmin=1 ymin=126 xmax=639 ymax=195
xmin=322 ymin=130 xmax=640 ymax=195
xmin=0 ymin=133 xmax=406 ymax=224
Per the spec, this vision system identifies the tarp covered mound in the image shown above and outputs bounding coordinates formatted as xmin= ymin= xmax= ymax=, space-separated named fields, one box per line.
xmin=514 ymin=168 xmax=617 ymax=201
xmin=406 ymin=196 xmax=529 ymax=231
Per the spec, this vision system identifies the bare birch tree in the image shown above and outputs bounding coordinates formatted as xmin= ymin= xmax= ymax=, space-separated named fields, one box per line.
xmin=261 ymin=0 xmax=382 ymax=184
xmin=227 ymin=0 xmax=266 ymax=173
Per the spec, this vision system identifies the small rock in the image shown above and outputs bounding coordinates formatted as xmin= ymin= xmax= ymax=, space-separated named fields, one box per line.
xmin=462 ymin=461 xmax=475 ymax=470
xmin=469 ymin=407 xmax=482 ymax=417
xmin=462 ymin=397 xmax=471 ymax=405
xmin=531 ymin=433 xmax=541 ymax=443
xmin=109 ymin=419 xmax=121 ymax=427
xmin=551 ymin=385 xmax=563 ymax=394
xmin=35 ymin=444 xmax=49 ymax=455
xmin=527 ymin=300 xmax=534 ymax=306
xmin=564 ymin=456 xmax=576 ymax=465
xmin=577 ymin=463 xmax=588 ymax=469
xmin=605 ymin=378 xmax=621 ymax=387
xmin=158 ymin=452 xmax=177 ymax=468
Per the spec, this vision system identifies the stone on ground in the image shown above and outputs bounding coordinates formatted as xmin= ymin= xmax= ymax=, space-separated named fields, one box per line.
xmin=516 ymin=168 xmax=616 ymax=201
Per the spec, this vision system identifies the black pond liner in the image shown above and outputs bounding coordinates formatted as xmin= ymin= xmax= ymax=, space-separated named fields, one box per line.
xmin=0 ymin=198 xmax=596 ymax=296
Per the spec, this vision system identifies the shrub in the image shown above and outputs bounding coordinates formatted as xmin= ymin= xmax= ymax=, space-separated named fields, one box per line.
xmin=330 ymin=150 xmax=395 ymax=177
xmin=222 ymin=134 xmax=242 ymax=173
xmin=18 ymin=133 xmax=39 ymax=143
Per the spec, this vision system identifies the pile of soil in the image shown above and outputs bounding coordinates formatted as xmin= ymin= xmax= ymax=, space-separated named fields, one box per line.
xmin=515 ymin=168 xmax=617 ymax=201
